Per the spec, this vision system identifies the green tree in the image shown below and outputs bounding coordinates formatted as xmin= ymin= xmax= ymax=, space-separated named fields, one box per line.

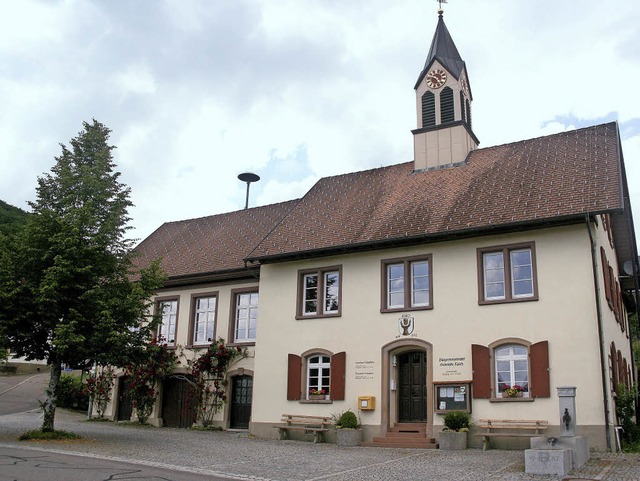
xmin=0 ymin=120 xmax=165 ymax=432
xmin=0 ymin=199 xmax=28 ymax=237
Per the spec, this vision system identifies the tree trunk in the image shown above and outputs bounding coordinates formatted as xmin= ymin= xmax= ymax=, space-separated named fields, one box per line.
xmin=42 ymin=362 xmax=62 ymax=432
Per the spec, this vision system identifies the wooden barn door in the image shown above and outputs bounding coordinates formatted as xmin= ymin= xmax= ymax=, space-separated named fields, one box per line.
xmin=161 ymin=376 xmax=196 ymax=428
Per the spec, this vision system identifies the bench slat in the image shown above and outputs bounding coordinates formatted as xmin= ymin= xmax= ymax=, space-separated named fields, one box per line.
xmin=476 ymin=419 xmax=548 ymax=451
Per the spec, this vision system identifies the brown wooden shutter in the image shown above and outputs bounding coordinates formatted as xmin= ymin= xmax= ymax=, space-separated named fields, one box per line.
xmin=330 ymin=351 xmax=346 ymax=401
xmin=608 ymin=265 xmax=615 ymax=310
xmin=530 ymin=340 xmax=550 ymax=398
xmin=601 ymin=247 xmax=611 ymax=306
xmin=287 ymin=354 xmax=302 ymax=400
xmin=471 ymin=344 xmax=491 ymax=399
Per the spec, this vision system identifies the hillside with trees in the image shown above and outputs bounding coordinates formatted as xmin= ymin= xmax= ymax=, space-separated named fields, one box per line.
xmin=0 ymin=200 xmax=28 ymax=236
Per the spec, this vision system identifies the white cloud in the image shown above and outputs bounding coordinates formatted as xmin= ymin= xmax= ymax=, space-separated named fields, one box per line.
xmin=0 ymin=0 xmax=639 ymax=247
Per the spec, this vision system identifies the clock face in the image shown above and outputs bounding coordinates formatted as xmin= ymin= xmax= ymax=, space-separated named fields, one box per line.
xmin=426 ymin=68 xmax=447 ymax=89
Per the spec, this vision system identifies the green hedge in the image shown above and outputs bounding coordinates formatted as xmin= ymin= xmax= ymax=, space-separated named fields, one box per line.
xmin=56 ymin=374 xmax=89 ymax=411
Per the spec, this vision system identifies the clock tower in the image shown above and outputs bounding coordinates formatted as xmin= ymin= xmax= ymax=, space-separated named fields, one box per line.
xmin=412 ymin=9 xmax=479 ymax=171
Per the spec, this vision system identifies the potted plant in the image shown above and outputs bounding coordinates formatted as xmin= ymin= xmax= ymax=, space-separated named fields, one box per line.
xmin=501 ymin=384 xmax=525 ymax=398
xmin=334 ymin=409 xmax=362 ymax=447
xmin=438 ymin=411 xmax=470 ymax=450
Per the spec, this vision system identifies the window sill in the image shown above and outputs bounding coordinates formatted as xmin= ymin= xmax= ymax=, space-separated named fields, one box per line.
xmin=298 ymin=399 xmax=333 ymax=404
xmin=295 ymin=314 xmax=341 ymax=320
xmin=478 ymin=296 xmax=538 ymax=306
xmin=489 ymin=397 xmax=534 ymax=403
xmin=227 ymin=341 xmax=256 ymax=347
xmin=380 ymin=306 xmax=432 ymax=313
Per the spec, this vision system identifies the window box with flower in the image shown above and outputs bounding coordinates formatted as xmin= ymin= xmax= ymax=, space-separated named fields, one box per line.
xmin=501 ymin=384 xmax=525 ymax=398
xmin=308 ymin=388 xmax=327 ymax=400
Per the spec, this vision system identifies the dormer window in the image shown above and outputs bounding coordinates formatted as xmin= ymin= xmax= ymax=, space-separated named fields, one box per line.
xmin=440 ymin=87 xmax=454 ymax=124
xmin=421 ymin=91 xmax=436 ymax=128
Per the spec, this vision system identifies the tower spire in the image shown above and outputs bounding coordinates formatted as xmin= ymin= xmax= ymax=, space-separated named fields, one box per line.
xmin=411 ymin=3 xmax=479 ymax=172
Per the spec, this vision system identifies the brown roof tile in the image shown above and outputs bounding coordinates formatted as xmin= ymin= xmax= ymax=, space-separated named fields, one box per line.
xmin=133 ymin=200 xmax=298 ymax=279
xmin=249 ymin=122 xmax=622 ymax=260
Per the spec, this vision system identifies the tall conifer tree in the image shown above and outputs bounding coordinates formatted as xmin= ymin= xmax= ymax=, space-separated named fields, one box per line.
xmin=0 ymin=120 xmax=164 ymax=431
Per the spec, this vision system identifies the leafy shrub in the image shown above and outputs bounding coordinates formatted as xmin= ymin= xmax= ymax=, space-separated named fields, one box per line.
xmin=336 ymin=410 xmax=359 ymax=429
xmin=443 ymin=411 xmax=470 ymax=432
xmin=616 ymin=384 xmax=640 ymax=446
xmin=19 ymin=429 xmax=81 ymax=441
xmin=56 ymin=374 xmax=89 ymax=411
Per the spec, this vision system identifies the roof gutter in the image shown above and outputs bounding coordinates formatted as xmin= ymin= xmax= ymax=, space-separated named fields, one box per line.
xmin=249 ymin=212 xmax=620 ymax=265
xmin=586 ymin=214 xmax=612 ymax=451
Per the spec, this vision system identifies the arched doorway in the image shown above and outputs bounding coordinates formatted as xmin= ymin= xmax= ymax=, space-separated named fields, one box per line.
xmin=397 ymin=351 xmax=427 ymax=422
xmin=381 ymin=339 xmax=433 ymax=436
xmin=229 ymin=375 xmax=252 ymax=429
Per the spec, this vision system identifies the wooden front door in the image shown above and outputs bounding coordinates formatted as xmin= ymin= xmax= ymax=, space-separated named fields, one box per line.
xmin=230 ymin=375 xmax=252 ymax=429
xmin=398 ymin=351 xmax=427 ymax=422
xmin=162 ymin=376 xmax=196 ymax=428
xmin=117 ymin=376 xmax=133 ymax=421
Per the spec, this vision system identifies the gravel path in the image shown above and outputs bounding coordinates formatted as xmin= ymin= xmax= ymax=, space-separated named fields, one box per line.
xmin=1 ymin=409 xmax=640 ymax=480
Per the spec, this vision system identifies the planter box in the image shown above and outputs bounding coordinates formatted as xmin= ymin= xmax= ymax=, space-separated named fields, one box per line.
xmin=438 ymin=431 xmax=467 ymax=450
xmin=336 ymin=428 xmax=362 ymax=447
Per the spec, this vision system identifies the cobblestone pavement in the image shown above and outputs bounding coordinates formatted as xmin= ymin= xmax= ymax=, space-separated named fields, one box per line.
xmin=1 ymin=409 xmax=640 ymax=480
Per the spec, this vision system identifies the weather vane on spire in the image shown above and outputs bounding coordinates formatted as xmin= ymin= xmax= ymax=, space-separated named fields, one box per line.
xmin=436 ymin=0 xmax=447 ymax=12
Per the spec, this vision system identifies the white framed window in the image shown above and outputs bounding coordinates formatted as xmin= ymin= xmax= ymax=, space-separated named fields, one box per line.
xmin=478 ymin=243 xmax=537 ymax=304
xmin=193 ymin=296 xmax=216 ymax=345
xmin=298 ymin=266 xmax=342 ymax=318
xmin=495 ymin=344 xmax=529 ymax=397
xmin=306 ymin=354 xmax=330 ymax=399
xmin=234 ymin=291 xmax=258 ymax=343
xmin=158 ymin=299 xmax=178 ymax=346
xmin=382 ymin=256 xmax=432 ymax=311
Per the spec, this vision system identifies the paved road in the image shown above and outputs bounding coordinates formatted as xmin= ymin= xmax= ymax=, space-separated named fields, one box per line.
xmin=0 ymin=373 xmax=49 ymax=416
xmin=0 ymin=445 xmax=239 ymax=481
xmin=1 ymin=374 xmax=640 ymax=480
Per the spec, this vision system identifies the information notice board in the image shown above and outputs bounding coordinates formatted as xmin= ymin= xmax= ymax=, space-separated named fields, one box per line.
xmin=435 ymin=382 xmax=470 ymax=413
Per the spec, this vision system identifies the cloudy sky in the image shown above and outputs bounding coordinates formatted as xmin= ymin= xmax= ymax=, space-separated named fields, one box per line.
xmin=1 ymin=0 xmax=639 ymax=245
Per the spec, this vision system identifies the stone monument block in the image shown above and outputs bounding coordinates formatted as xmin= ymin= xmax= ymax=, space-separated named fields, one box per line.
xmin=524 ymin=448 xmax=572 ymax=475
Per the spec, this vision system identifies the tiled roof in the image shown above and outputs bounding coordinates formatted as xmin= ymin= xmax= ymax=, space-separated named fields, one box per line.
xmin=249 ymin=122 xmax=622 ymax=261
xmin=133 ymin=200 xmax=298 ymax=279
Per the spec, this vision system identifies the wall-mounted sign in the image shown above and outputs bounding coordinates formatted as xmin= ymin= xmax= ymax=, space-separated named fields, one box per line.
xmin=435 ymin=356 xmax=468 ymax=378
xmin=355 ymin=360 xmax=375 ymax=380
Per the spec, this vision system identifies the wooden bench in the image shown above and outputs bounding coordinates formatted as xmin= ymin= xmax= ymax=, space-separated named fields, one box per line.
xmin=475 ymin=419 xmax=548 ymax=450
xmin=273 ymin=414 xmax=333 ymax=444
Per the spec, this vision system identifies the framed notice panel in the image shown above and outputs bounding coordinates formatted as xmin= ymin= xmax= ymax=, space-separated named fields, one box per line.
xmin=434 ymin=382 xmax=471 ymax=413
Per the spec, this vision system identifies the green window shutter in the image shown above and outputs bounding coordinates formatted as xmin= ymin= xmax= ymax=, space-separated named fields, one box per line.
xmin=440 ymin=87 xmax=454 ymax=124
xmin=422 ymin=91 xmax=435 ymax=128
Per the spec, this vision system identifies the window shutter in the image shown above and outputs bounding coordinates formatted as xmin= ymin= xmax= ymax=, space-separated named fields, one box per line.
xmin=460 ymin=91 xmax=466 ymax=123
xmin=530 ymin=341 xmax=550 ymax=398
xmin=422 ymin=91 xmax=435 ymax=128
xmin=440 ymin=87 xmax=454 ymax=124
xmin=330 ymin=351 xmax=346 ymax=400
xmin=608 ymin=265 xmax=615 ymax=310
xmin=287 ymin=354 xmax=302 ymax=400
xmin=471 ymin=344 xmax=491 ymax=398
xmin=465 ymin=99 xmax=471 ymax=128
xmin=610 ymin=342 xmax=618 ymax=393
xmin=600 ymin=247 xmax=611 ymax=306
